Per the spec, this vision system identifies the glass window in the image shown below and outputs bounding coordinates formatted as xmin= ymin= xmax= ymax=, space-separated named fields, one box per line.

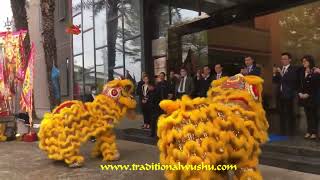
xmin=73 ymin=55 xmax=83 ymax=99
xmin=106 ymin=1 xmax=123 ymax=77
xmin=159 ymin=5 xmax=170 ymax=37
xmin=72 ymin=0 xmax=81 ymax=15
xmin=72 ymin=14 xmax=82 ymax=55
xmin=123 ymin=0 xmax=141 ymax=39
xmin=96 ymin=47 xmax=108 ymax=92
xmin=83 ymin=30 xmax=95 ymax=94
xmin=94 ymin=5 xmax=107 ymax=48
xmin=125 ymin=37 xmax=141 ymax=82
xmin=83 ymin=3 xmax=93 ymax=31
xmin=181 ymin=31 xmax=208 ymax=65
xmin=113 ymin=67 xmax=124 ymax=79
xmin=109 ymin=16 xmax=124 ymax=69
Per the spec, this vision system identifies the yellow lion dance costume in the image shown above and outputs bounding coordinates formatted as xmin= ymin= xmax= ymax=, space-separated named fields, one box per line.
xmin=158 ymin=74 xmax=269 ymax=180
xmin=38 ymin=79 xmax=136 ymax=167
xmin=0 ymin=124 xmax=6 ymax=141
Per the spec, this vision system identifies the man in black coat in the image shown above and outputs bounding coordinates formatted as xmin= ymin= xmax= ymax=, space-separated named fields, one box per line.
xmin=197 ymin=65 xmax=213 ymax=97
xmin=212 ymin=64 xmax=227 ymax=80
xmin=242 ymin=56 xmax=261 ymax=76
xmin=273 ymin=52 xmax=299 ymax=136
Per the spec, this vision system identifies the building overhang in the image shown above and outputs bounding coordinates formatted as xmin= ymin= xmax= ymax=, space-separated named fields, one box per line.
xmin=170 ymin=0 xmax=319 ymax=35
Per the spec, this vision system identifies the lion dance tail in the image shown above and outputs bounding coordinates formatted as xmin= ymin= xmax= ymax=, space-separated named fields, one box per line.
xmin=38 ymin=101 xmax=91 ymax=165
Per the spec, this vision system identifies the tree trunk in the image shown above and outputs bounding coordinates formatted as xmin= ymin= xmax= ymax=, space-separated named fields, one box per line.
xmin=40 ymin=0 xmax=59 ymax=110
xmin=107 ymin=1 xmax=119 ymax=81
xmin=10 ymin=0 xmax=38 ymax=118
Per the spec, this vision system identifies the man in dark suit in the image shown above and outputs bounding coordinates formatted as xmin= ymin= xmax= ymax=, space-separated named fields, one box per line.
xmin=197 ymin=65 xmax=214 ymax=97
xmin=242 ymin=56 xmax=261 ymax=76
xmin=273 ymin=52 xmax=299 ymax=136
xmin=176 ymin=67 xmax=194 ymax=99
xmin=213 ymin=64 xmax=227 ymax=80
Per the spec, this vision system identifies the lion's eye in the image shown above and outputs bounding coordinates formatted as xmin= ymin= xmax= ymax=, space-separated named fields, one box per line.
xmin=108 ymin=88 xmax=120 ymax=98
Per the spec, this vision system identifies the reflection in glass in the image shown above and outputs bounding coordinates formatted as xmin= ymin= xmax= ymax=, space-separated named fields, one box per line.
xmin=172 ymin=8 xmax=199 ymax=24
xmin=83 ymin=3 xmax=93 ymax=30
xmin=72 ymin=0 xmax=82 ymax=15
xmin=73 ymin=55 xmax=83 ymax=99
xmin=279 ymin=1 xmax=320 ymax=64
xmin=72 ymin=15 xmax=82 ymax=55
xmin=113 ymin=67 xmax=124 ymax=79
xmin=106 ymin=0 xmax=123 ymax=80
xmin=181 ymin=31 xmax=208 ymax=69
xmin=94 ymin=5 xmax=107 ymax=48
xmin=159 ymin=5 xmax=170 ymax=37
xmin=113 ymin=16 xmax=124 ymax=68
xmin=123 ymin=0 xmax=141 ymax=39
xmin=125 ymin=37 xmax=141 ymax=82
xmin=83 ymin=30 xmax=95 ymax=94
xmin=96 ymin=47 xmax=108 ymax=93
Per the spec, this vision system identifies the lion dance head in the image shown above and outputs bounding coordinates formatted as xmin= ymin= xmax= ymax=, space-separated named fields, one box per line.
xmin=158 ymin=74 xmax=269 ymax=180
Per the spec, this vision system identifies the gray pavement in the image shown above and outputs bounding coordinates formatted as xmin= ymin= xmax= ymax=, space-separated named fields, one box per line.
xmin=0 ymin=140 xmax=319 ymax=180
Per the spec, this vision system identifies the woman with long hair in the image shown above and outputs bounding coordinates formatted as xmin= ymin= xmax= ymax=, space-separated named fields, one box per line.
xmin=298 ymin=55 xmax=318 ymax=139
xmin=138 ymin=74 xmax=154 ymax=129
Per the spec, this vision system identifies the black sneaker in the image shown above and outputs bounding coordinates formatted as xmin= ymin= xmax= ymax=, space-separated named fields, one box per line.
xmin=90 ymin=137 xmax=96 ymax=142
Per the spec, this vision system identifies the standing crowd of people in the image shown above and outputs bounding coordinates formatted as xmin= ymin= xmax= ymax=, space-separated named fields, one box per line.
xmin=273 ymin=53 xmax=320 ymax=140
xmin=136 ymin=55 xmax=263 ymax=138
xmin=135 ymin=53 xmax=320 ymax=140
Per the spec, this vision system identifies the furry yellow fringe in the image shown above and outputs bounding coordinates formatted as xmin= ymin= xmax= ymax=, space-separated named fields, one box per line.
xmin=0 ymin=124 xmax=7 ymax=142
xmin=158 ymin=75 xmax=268 ymax=180
xmin=38 ymin=79 xmax=136 ymax=166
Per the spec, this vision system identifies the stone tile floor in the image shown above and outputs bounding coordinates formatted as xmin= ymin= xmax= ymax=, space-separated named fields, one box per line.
xmin=0 ymin=140 xmax=319 ymax=180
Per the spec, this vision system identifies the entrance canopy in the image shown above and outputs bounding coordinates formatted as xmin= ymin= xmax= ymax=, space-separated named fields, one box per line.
xmin=165 ymin=0 xmax=319 ymax=35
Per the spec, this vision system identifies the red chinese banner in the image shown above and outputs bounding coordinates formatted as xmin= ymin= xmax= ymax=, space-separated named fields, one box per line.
xmin=20 ymin=43 xmax=35 ymax=114
xmin=0 ymin=30 xmax=27 ymax=96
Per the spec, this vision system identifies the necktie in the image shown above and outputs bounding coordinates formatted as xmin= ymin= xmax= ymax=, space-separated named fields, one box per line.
xmin=217 ymin=74 xmax=220 ymax=79
xmin=282 ymin=67 xmax=287 ymax=76
xmin=179 ymin=77 xmax=186 ymax=92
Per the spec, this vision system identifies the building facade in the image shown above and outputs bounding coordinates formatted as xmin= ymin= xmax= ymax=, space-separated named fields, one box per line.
xmin=27 ymin=0 xmax=320 ymax=117
xmin=27 ymin=0 xmax=72 ymax=117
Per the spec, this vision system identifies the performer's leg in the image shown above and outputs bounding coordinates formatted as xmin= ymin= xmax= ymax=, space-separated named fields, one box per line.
xmin=64 ymin=147 xmax=85 ymax=167
xmin=91 ymin=137 xmax=103 ymax=158
xmin=96 ymin=130 xmax=120 ymax=161
xmin=235 ymin=157 xmax=262 ymax=180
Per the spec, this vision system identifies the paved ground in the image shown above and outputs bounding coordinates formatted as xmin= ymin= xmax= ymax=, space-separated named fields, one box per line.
xmin=0 ymin=140 xmax=319 ymax=180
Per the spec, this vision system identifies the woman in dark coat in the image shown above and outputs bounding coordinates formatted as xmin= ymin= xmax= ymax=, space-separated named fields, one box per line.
xmin=298 ymin=55 xmax=319 ymax=140
xmin=137 ymin=74 xmax=155 ymax=129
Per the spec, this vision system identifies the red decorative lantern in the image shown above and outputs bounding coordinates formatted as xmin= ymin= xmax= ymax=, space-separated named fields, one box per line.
xmin=65 ymin=24 xmax=81 ymax=35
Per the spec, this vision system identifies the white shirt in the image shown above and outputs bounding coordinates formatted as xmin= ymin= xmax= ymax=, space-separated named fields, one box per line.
xmin=280 ymin=64 xmax=290 ymax=91
xmin=282 ymin=64 xmax=290 ymax=76
xmin=178 ymin=76 xmax=187 ymax=93
xmin=203 ymin=75 xmax=210 ymax=80
xmin=142 ymin=84 xmax=148 ymax=96
xmin=247 ymin=65 xmax=253 ymax=73
xmin=216 ymin=73 xmax=222 ymax=79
